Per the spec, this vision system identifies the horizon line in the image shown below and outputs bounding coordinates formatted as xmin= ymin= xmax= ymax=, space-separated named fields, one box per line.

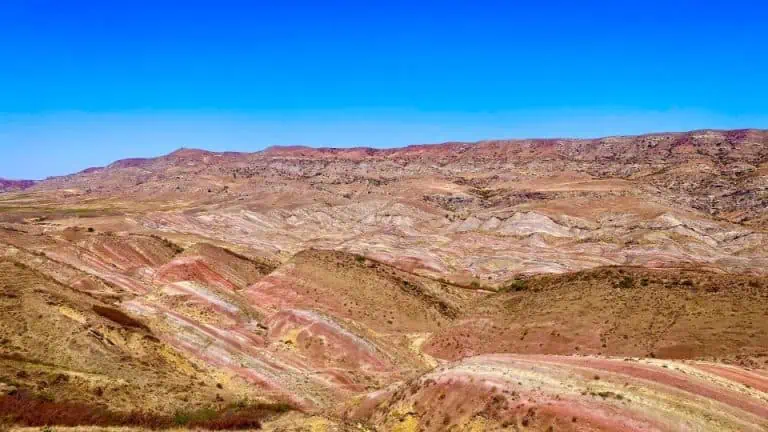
xmin=3 ymin=126 xmax=761 ymax=182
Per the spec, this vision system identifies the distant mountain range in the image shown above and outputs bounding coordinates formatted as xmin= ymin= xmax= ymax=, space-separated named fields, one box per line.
xmin=0 ymin=178 xmax=36 ymax=192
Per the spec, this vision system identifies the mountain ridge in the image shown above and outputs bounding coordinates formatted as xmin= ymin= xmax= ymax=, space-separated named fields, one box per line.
xmin=17 ymin=128 xmax=767 ymax=184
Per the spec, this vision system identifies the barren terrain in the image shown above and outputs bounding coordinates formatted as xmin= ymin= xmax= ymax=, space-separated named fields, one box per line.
xmin=0 ymin=129 xmax=767 ymax=431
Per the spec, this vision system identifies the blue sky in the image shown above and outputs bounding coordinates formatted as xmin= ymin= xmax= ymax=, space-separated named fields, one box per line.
xmin=1 ymin=1 xmax=767 ymax=179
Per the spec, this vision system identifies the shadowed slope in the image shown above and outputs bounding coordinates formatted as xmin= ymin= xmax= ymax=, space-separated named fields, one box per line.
xmin=425 ymin=267 xmax=768 ymax=365
xmin=245 ymin=249 xmax=482 ymax=333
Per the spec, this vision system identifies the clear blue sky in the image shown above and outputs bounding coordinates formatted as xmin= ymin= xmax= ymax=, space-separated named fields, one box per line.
xmin=1 ymin=0 xmax=767 ymax=179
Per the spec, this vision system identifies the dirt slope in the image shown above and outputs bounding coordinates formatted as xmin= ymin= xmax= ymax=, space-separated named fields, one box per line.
xmin=0 ymin=259 xmax=240 ymax=414
xmin=425 ymin=267 xmax=768 ymax=365
xmin=348 ymin=354 xmax=768 ymax=431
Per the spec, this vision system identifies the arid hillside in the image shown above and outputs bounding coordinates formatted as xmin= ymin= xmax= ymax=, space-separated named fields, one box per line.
xmin=0 ymin=129 xmax=767 ymax=431
xmin=424 ymin=267 xmax=768 ymax=363
xmin=0 ymin=179 xmax=36 ymax=193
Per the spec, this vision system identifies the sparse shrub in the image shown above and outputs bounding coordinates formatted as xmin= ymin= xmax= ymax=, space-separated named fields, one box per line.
xmin=0 ymin=392 xmax=294 ymax=430
xmin=0 ymin=392 xmax=168 ymax=428
xmin=173 ymin=407 xmax=217 ymax=426
xmin=149 ymin=234 xmax=184 ymax=255
xmin=354 ymin=255 xmax=365 ymax=264
xmin=617 ymin=275 xmax=634 ymax=289
xmin=502 ymin=279 xmax=528 ymax=292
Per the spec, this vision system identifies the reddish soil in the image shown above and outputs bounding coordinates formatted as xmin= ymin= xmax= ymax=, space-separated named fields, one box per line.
xmin=156 ymin=256 xmax=239 ymax=291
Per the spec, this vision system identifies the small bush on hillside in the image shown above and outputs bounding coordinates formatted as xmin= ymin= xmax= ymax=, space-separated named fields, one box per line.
xmin=173 ymin=407 xmax=217 ymax=426
xmin=501 ymin=279 xmax=528 ymax=292
xmin=149 ymin=234 xmax=184 ymax=255
xmin=617 ymin=276 xmax=634 ymax=289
